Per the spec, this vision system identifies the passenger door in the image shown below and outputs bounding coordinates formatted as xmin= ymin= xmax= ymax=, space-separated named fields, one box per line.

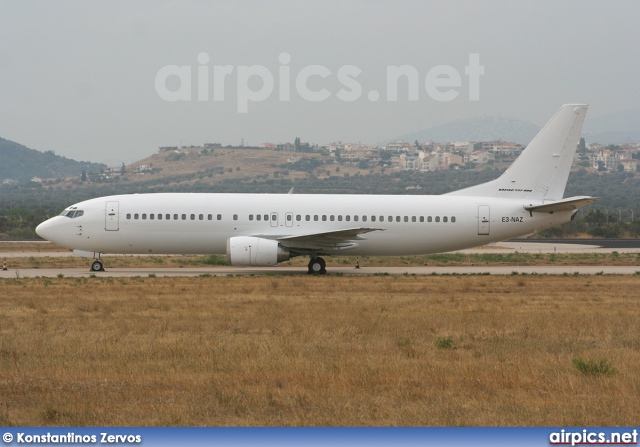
xmin=105 ymin=201 xmax=119 ymax=231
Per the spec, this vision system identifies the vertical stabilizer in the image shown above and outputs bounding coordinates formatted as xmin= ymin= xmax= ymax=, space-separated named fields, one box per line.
xmin=447 ymin=104 xmax=588 ymax=201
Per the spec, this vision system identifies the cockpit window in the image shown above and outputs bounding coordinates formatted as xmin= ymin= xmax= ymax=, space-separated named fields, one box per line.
xmin=61 ymin=209 xmax=84 ymax=219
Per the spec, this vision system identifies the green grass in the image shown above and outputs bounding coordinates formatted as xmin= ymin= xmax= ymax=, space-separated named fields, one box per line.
xmin=572 ymin=358 xmax=617 ymax=376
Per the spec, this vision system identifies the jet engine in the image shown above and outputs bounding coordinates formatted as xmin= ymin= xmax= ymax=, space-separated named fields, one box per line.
xmin=226 ymin=236 xmax=291 ymax=266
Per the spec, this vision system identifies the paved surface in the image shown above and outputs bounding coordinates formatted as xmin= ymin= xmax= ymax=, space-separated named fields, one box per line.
xmin=2 ymin=240 xmax=640 ymax=277
xmin=1 ymin=265 xmax=639 ymax=278
xmin=3 ymin=241 xmax=640 ymax=259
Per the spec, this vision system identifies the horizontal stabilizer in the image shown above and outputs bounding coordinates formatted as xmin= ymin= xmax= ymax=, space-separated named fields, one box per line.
xmin=524 ymin=196 xmax=598 ymax=213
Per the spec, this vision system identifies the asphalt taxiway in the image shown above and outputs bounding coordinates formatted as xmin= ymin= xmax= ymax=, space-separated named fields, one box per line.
xmin=1 ymin=240 xmax=639 ymax=278
xmin=0 ymin=240 xmax=640 ymax=278
xmin=1 ymin=265 xmax=639 ymax=278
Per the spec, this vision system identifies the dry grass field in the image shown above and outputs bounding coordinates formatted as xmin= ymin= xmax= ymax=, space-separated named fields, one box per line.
xmin=1 ymin=275 xmax=639 ymax=426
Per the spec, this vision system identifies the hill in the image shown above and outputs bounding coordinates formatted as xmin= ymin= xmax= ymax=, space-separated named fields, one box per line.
xmin=583 ymin=107 xmax=640 ymax=144
xmin=0 ymin=137 xmax=105 ymax=183
xmin=385 ymin=108 xmax=640 ymax=146
xmin=384 ymin=116 xmax=541 ymax=145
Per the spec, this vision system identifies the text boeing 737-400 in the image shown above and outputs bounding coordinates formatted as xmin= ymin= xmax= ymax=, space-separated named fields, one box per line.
xmin=36 ymin=104 xmax=596 ymax=274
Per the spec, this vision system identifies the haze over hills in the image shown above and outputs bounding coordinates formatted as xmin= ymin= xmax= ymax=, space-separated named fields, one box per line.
xmin=384 ymin=117 xmax=541 ymax=146
xmin=0 ymin=137 xmax=106 ymax=183
xmin=583 ymin=107 xmax=640 ymax=144
xmin=386 ymin=107 xmax=640 ymax=146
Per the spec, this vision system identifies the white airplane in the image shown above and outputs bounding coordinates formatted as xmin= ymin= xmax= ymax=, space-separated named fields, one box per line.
xmin=36 ymin=104 xmax=596 ymax=274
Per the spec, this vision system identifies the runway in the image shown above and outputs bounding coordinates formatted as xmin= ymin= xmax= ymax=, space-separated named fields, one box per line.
xmin=1 ymin=265 xmax=639 ymax=278
xmin=1 ymin=240 xmax=639 ymax=277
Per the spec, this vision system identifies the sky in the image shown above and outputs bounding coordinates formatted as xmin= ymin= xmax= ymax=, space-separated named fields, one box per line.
xmin=1 ymin=0 xmax=639 ymax=165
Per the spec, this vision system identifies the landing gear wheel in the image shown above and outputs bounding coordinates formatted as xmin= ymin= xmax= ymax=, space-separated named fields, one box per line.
xmin=90 ymin=260 xmax=104 ymax=272
xmin=308 ymin=257 xmax=326 ymax=275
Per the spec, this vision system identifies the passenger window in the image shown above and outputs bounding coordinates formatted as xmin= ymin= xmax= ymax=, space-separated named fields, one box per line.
xmin=256 ymin=214 xmax=261 ymax=221
xmin=217 ymin=214 xmax=222 ymax=220
xmin=166 ymin=214 xmax=171 ymax=220
xmin=338 ymin=215 xmax=343 ymax=221
xmin=306 ymin=215 xmax=311 ymax=221
xmin=420 ymin=216 xmax=424 ymax=222
xmin=287 ymin=214 xmax=292 ymax=221
xmin=380 ymin=216 xmax=385 ymax=222
xmin=271 ymin=214 xmax=276 ymax=221
xmin=404 ymin=216 xmax=408 ymax=222
xmin=451 ymin=216 xmax=456 ymax=223
xmin=435 ymin=216 xmax=440 ymax=222
xmin=396 ymin=216 xmax=400 ymax=222
xmin=182 ymin=214 xmax=186 ymax=220
xmin=142 ymin=214 xmax=147 ymax=220
xmin=412 ymin=216 xmax=416 ymax=222
xmin=443 ymin=216 xmax=448 ymax=223
xmin=371 ymin=216 xmax=376 ymax=222
xmin=174 ymin=214 xmax=178 ymax=220
xmin=208 ymin=214 xmax=213 ymax=220
xmin=388 ymin=216 xmax=393 ymax=222
xmin=428 ymin=216 xmax=432 ymax=222
xmin=234 ymin=214 xmax=238 ymax=221
xmin=134 ymin=214 xmax=139 ymax=220
xmin=199 ymin=214 xmax=203 ymax=220
xmin=157 ymin=214 xmax=162 ymax=220
xmin=126 ymin=213 xmax=131 ymax=219
xmin=330 ymin=215 xmax=335 ymax=222
xmin=362 ymin=216 xmax=367 ymax=222
xmin=296 ymin=215 xmax=301 ymax=221
xmin=190 ymin=214 xmax=195 ymax=220
xmin=264 ymin=214 xmax=268 ymax=221
xmin=249 ymin=214 xmax=254 ymax=221
xmin=314 ymin=215 xmax=319 ymax=221
xmin=353 ymin=216 xmax=358 ymax=222
xmin=150 ymin=214 xmax=155 ymax=220
xmin=322 ymin=215 xmax=327 ymax=221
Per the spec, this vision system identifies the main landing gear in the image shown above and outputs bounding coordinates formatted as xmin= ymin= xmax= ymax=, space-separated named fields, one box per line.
xmin=90 ymin=259 xmax=105 ymax=272
xmin=307 ymin=257 xmax=326 ymax=275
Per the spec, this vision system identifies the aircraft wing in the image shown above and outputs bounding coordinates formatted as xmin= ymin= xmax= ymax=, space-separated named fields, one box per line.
xmin=524 ymin=196 xmax=598 ymax=213
xmin=253 ymin=227 xmax=384 ymax=252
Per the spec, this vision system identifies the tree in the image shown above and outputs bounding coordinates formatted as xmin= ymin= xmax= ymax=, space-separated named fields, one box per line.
xmin=81 ymin=170 xmax=87 ymax=182
xmin=577 ymin=137 xmax=586 ymax=154
xmin=121 ymin=163 xmax=126 ymax=175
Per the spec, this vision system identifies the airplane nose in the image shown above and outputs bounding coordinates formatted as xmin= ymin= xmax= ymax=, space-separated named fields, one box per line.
xmin=36 ymin=219 xmax=56 ymax=241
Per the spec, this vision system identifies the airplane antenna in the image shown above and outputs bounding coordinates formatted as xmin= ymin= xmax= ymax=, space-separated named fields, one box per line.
xmin=287 ymin=187 xmax=294 ymax=195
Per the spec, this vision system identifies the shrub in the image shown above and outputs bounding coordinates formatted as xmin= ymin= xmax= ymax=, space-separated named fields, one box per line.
xmin=573 ymin=358 xmax=617 ymax=376
xmin=436 ymin=336 xmax=456 ymax=350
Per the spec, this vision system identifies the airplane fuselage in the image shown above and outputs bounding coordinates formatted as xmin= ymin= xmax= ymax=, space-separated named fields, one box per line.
xmin=37 ymin=193 xmax=573 ymax=257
